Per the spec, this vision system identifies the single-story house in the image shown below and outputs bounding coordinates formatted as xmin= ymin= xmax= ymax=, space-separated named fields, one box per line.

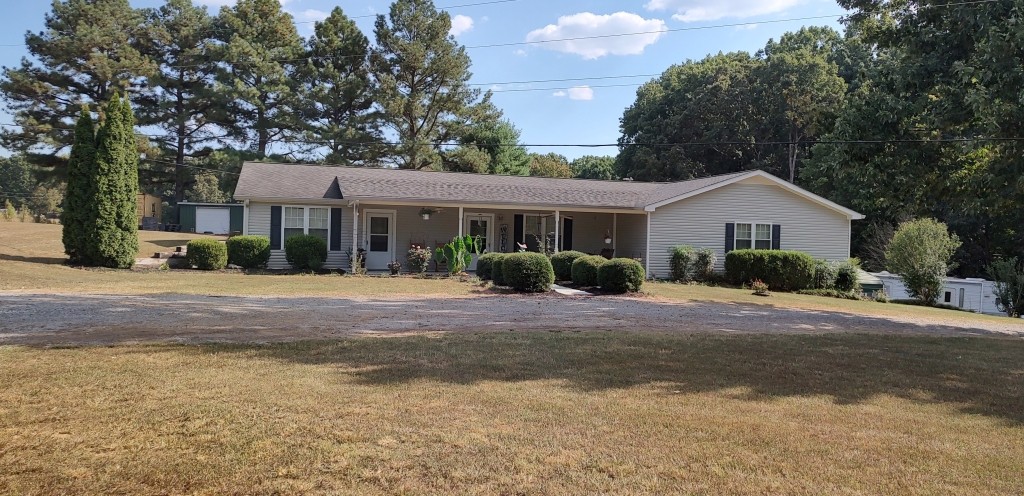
xmin=872 ymin=271 xmax=1002 ymax=315
xmin=178 ymin=202 xmax=244 ymax=235
xmin=232 ymin=162 xmax=864 ymax=277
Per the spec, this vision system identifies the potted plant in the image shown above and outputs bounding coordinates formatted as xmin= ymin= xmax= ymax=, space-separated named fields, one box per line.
xmin=387 ymin=260 xmax=402 ymax=275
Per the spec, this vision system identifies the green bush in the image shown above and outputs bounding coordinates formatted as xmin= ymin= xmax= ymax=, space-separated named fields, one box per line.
xmin=669 ymin=245 xmax=695 ymax=282
xmin=987 ymin=257 xmax=1024 ymax=317
xmin=550 ymin=250 xmax=586 ymax=281
xmin=795 ymin=289 xmax=861 ymax=300
xmin=502 ymin=252 xmax=555 ymax=292
xmin=571 ymin=255 xmax=606 ymax=287
xmin=693 ymin=248 xmax=716 ymax=282
xmin=492 ymin=255 xmax=508 ymax=286
xmin=812 ymin=259 xmax=838 ymax=289
xmin=477 ymin=252 xmax=505 ymax=280
xmin=285 ymin=234 xmax=328 ymax=271
xmin=597 ymin=258 xmax=646 ymax=293
xmin=225 ymin=235 xmax=270 ymax=269
xmin=186 ymin=239 xmax=227 ymax=270
xmin=724 ymin=249 xmax=815 ymax=291
xmin=885 ymin=218 xmax=961 ymax=304
xmin=834 ymin=260 xmax=861 ymax=293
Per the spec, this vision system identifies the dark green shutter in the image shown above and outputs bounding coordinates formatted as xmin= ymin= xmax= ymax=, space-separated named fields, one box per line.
xmin=724 ymin=223 xmax=734 ymax=253
xmin=330 ymin=208 xmax=342 ymax=251
xmin=562 ymin=218 xmax=573 ymax=251
xmin=514 ymin=214 xmax=524 ymax=248
xmin=771 ymin=224 xmax=781 ymax=250
xmin=270 ymin=206 xmax=282 ymax=250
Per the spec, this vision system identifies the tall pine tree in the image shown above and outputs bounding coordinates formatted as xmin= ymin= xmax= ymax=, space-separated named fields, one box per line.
xmin=370 ymin=0 xmax=499 ymax=170
xmin=61 ymin=107 xmax=97 ymax=264
xmin=88 ymin=94 xmax=138 ymax=268
xmin=0 ymin=0 xmax=151 ymax=175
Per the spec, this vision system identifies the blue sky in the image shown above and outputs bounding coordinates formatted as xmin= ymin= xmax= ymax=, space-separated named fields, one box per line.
xmin=0 ymin=0 xmax=847 ymax=160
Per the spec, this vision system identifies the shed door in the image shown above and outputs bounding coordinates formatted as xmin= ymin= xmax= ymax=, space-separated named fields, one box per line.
xmin=196 ymin=207 xmax=231 ymax=234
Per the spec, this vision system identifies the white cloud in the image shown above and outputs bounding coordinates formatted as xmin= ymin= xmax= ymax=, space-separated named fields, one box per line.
xmin=449 ymin=15 xmax=474 ymax=36
xmin=293 ymin=9 xmax=329 ymax=23
xmin=553 ymin=86 xmax=594 ymax=100
xmin=195 ymin=0 xmax=294 ymax=6
xmin=525 ymin=12 xmax=667 ymax=60
xmin=645 ymin=0 xmax=802 ymax=22
xmin=735 ymin=23 xmax=759 ymax=30
xmin=513 ymin=48 xmax=527 ymax=57
xmin=568 ymin=86 xmax=594 ymax=100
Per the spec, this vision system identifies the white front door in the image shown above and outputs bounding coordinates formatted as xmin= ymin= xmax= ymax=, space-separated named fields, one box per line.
xmin=364 ymin=211 xmax=396 ymax=271
xmin=464 ymin=213 xmax=494 ymax=271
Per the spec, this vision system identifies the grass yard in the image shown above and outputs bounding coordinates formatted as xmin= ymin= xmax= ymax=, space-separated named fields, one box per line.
xmin=2 ymin=332 xmax=1023 ymax=494
xmin=0 ymin=222 xmax=477 ymax=297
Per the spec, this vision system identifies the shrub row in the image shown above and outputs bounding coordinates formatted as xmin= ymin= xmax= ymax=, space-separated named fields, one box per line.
xmin=550 ymin=250 xmax=586 ymax=281
xmin=285 ymin=234 xmax=328 ymax=271
xmin=668 ymin=245 xmax=716 ymax=283
xmin=571 ymin=255 xmax=605 ymax=287
xmin=598 ymin=258 xmax=645 ymax=293
xmin=226 ymin=235 xmax=270 ymax=269
xmin=794 ymin=288 xmax=861 ymax=300
xmin=503 ymin=252 xmax=555 ymax=292
xmin=724 ymin=249 xmax=816 ymax=291
xmin=186 ymin=239 xmax=227 ymax=270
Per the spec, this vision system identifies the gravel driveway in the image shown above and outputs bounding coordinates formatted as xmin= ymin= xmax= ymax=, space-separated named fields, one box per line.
xmin=2 ymin=292 xmax=1022 ymax=346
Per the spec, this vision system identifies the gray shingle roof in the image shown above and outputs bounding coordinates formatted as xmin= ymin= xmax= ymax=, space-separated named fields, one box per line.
xmin=233 ymin=162 xmax=751 ymax=210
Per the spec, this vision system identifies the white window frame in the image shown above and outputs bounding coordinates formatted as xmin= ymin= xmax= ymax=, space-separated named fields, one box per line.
xmin=734 ymin=221 xmax=774 ymax=251
xmin=281 ymin=205 xmax=332 ymax=248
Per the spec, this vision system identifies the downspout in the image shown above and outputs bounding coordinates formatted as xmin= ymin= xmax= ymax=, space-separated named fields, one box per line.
xmin=242 ymin=199 xmax=249 ymax=235
xmin=612 ymin=213 xmax=617 ymax=251
xmin=458 ymin=206 xmax=464 ymax=237
xmin=350 ymin=201 xmax=359 ymax=268
xmin=645 ymin=211 xmax=651 ymax=279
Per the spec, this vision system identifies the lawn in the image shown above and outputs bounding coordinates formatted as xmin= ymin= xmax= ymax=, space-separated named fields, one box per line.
xmin=2 ymin=332 xmax=1023 ymax=494
xmin=0 ymin=222 xmax=477 ymax=297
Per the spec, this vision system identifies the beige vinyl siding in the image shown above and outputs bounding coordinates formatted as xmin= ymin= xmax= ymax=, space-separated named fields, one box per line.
xmin=613 ymin=213 xmax=648 ymax=261
xmin=647 ymin=180 xmax=852 ymax=279
xmin=247 ymin=202 xmax=350 ymax=270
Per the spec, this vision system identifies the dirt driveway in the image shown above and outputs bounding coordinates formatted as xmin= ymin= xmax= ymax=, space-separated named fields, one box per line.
xmin=2 ymin=292 xmax=1022 ymax=346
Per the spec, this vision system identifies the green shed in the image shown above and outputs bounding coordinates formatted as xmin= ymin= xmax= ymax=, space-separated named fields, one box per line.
xmin=178 ymin=202 xmax=244 ymax=235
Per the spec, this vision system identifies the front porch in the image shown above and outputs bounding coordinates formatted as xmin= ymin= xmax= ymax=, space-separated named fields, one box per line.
xmin=350 ymin=203 xmax=648 ymax=272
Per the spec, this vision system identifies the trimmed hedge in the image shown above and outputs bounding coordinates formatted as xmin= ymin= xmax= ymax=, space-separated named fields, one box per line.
xmin=811 ymin=259 xmax=838 ymax=289
xmin=597 ymin=258 xmax=645 ymax=293
xmin=834 ymin=260 xmax=861 ymax=293
xmin=669 ymin=245 xmax=696 ymax=282
xmin=571 ymin=255 xmax=606 ymax=287
xmin=186 ymin=239 xmax=227 ymax=270
xmin=502 ymin=252 xmax=555 ymax=292
xmin=724 ymin=249 xmax=815 ymax=291
xmin=285 ymin=234 xmax=328 ymax=271
xmin=795 ymin=289 xmax=860 ymax=300
xmin=477 ymin=252 xmax=505 ymax=280
xmin=550 ymin=250 xmax=586 ymax=281
xmin=492 ymin=255 xmax=508 ymax=286
xmin=226 ymin=235 xmax=271 ymax=269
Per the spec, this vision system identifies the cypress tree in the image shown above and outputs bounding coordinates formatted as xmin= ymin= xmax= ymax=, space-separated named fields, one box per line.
xmin=89 ymin=94 xmax=138 ymax=268
xmin=61 ymin=107 xmax=97 ymax=264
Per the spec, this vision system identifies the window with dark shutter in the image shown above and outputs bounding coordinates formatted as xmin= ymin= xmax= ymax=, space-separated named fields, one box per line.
xmin=725 ymin=223 xmax=735 ymax=253
xmin=771 ymin=224 xmax=781 ymax=250
xmin=514 ymin=214 xmax=524 ymax=250
xmin=330 ymin=208 xmax=342 ymax=251
xmin=270 ymin=206 xmax=282 ymax=250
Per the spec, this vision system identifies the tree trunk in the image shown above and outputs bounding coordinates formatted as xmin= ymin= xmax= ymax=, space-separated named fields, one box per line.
xmin=788 ymin=122 xmax=799 ymax=183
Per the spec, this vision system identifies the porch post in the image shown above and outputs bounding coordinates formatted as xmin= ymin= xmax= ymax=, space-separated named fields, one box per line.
xmin=612 ymin=213 xmax=617 ymax=250
xmin=554 ymin=210 xmax=560 ymax=253
xmin=458 ymin=206 xmax=464 ymax=237
xmin=645 ymin=211 xmax=651 ymax=278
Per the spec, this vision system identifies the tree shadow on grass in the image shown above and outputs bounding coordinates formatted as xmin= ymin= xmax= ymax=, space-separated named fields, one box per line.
xmin=194 ymin=331 xmax=1024 ymax=425
xmin=0 ymin=253 xmax=65 ymax=265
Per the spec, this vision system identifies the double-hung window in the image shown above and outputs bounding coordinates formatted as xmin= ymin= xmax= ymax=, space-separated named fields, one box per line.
xmin=735 ymin=223 xmax=773 ymax=250
xmin=284 ymin=206 xmax=330 ymax=243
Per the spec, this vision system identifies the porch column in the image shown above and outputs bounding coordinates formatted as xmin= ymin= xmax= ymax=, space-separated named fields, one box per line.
xmin=645 ymin=211 xmax=651 ymax=278
xmin=458 ymin=206 xmax=464 ymax=237
xmin=554 ymin=210 xmax=560 ymax=253
xmin=612 ymin=213 xmax=617 ymax=250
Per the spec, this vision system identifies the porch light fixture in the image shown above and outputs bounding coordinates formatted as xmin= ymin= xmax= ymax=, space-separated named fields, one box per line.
xmin=419 ymin=207 xmax=440 ymax=220
xmin=604 ymin=230 xmax=613 ymax=244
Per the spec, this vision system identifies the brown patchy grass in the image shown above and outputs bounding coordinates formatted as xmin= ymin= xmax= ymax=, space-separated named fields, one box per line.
xmin=0 ymin=222 xmax=477 ymax=297
xmin=646 ymin=281 xmax=1019 ymax=326
xmin=2 ymin=332 xmax=1023 ymax=494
